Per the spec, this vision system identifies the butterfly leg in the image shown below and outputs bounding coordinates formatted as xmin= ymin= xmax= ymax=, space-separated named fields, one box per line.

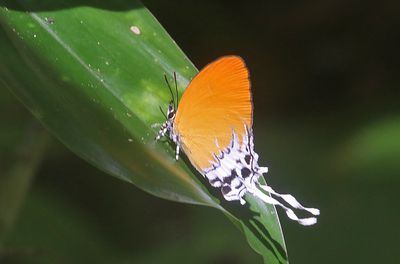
xmin=175 ymin=143 xmax=180 ymax=160
xmin=155 ymin=121 xmax=168 ymax=141
xmin=151 ymin=123 xmax=162 ymax=129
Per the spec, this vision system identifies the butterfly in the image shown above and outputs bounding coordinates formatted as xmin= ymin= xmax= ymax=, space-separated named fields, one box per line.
xmin=156 ymin=56 xmax=320 ymax=225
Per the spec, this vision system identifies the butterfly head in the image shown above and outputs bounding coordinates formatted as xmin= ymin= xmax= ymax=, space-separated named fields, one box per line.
xmin=155 ymin=100 xmax=179 ymax=147
xmin=167 ymin=100 xmax=176 ymax=120
xmin=155 ymin=72 xmax=180 ymax=147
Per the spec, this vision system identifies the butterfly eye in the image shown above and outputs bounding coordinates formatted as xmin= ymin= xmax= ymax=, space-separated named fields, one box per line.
xmin=167 ymin=110 xmax=175 ymax=119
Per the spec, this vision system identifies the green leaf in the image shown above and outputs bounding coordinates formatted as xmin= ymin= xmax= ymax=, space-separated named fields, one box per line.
xmin=0 ymin=1 xmax=287 ymax=262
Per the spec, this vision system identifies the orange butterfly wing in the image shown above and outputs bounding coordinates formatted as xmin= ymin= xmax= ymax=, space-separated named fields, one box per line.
xmin=174 ymin=56 xmax=252 ymax=171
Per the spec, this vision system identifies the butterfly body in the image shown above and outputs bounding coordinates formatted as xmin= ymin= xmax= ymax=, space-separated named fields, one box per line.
xmin=156 ymin=56 xmax=320 ymax=225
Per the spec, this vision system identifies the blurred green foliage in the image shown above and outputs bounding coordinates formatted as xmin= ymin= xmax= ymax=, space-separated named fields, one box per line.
xmin=1 ymin=0 xmax=400 ymax=263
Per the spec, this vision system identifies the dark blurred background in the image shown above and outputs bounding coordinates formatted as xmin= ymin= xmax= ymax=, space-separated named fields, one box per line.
xmin=1 ymin=0 xmax=400 ymax=263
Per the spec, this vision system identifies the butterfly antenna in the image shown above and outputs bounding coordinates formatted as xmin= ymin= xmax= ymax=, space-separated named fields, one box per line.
xmin=173 ymin=72 xmax=179 ymax=108
xmin=164 ymin=74 xmax=175 ymax=108
xmin=159 ymin=106 xmax=167 ymax=120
